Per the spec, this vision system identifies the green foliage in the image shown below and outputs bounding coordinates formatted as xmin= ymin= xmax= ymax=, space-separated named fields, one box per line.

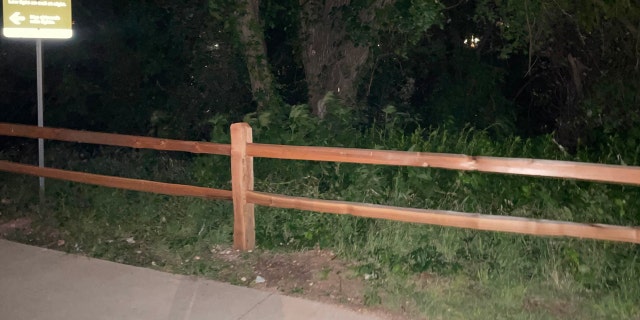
xmin=473 ymin=0 xmax=640 ymax=59
xmin=0 ymin=1 xmax=251 ymax=139
xmin=472 ymin=0 xmax=640 ymax=148
xmin=2 ymin=100 xmax=639 ymax=317
xmin=345 ymin=0 xmax=444 ymax=53
xmin=576 ymin=73 xmax=640 ymax=161
xmin=193 ymin=98 xmax=640 ymax=314
xmin=426 ymin=50 xmax=516 ymax=135
xmin=474 ymin=0 xmax=551 ymax=59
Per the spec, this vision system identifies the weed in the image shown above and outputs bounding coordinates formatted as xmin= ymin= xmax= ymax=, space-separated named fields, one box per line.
xmin=318 ymin=266 xmax=332 ymax=280
xmin=1 ymin=103 xmax=639 ymax=318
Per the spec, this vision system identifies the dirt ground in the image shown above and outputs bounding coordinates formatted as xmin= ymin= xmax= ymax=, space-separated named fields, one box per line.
xmin=209 ymin=244 xmax=411 ymax=319
xmin=0 ymin=217 xmax=33 ymax=236
xmin=212 ymin=245 xmax=365 ymax=303
xmin=0 ymin=216 xmax=411 ymax=320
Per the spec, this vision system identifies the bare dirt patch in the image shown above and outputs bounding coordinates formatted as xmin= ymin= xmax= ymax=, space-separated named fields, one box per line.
xmin=254 ymin=249 xmax=364 ymax=304
xmin=523 ymin=296 xmax=576 ymax=318
xmin=208 ymin=246 xmax=410 ymax=319
xmin=211 ymin=246 xmax=365 ymax=304
xmin=0 ymin=216 xmax=64 ymax=248
xmin=0 ymin=217 xmax=33 ymax=237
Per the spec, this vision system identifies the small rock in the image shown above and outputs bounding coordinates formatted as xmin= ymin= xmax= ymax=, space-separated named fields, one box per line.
xmin=125 ymin=237 xmax=135 ymax=244
xmin=241 ymin=277 xmax=247 ymax=282
xmin=151 ymin=261 xmax=157 ymax=266
xmin=194 ymin=256 xmax=201 ymax=260
xmin=255 ymin=276 xmax=266 ymax=284
xmin=57 ymin=239 xmax=65 ymax=246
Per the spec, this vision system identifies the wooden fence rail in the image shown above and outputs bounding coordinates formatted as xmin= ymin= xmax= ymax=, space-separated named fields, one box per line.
xmin=246 ymin=191 xmax=640 ymax=243
xmin=0 ymin=161 xmax=232 ymax=200
xmin=0 ymin=123 xmax=230 ymax=155
xmin=247 ymin=143 xmax=640 ymax=185
xmin=1 ymin=122 xmax=639 ymax=250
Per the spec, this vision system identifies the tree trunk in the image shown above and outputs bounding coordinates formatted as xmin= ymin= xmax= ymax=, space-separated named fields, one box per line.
xmin=299 ymin=0 xmax=372 ymax=118
xmin=237 ymin=0 xmax=278 ymax=110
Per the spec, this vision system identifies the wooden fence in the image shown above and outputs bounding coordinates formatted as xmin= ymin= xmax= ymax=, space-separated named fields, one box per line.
xmin=1 ymin=122 xmax=639 ymax=250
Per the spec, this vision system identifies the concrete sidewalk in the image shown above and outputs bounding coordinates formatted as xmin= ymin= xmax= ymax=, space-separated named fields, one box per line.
xmin=0 ymin=240 xmax=384 ymax=320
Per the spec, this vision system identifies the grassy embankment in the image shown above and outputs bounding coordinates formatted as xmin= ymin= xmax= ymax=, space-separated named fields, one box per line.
xmin=1 ymin=104 xmax=639 ymax=319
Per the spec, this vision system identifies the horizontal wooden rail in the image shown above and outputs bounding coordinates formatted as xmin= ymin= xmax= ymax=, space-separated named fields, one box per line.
xmin=0 ymin=161 xmax=232 ymax=200
xmin=247 ymin=143 xmax=640 ymax=186
xmin=247 ymin=191 xmax=640 ymax=243
xmin=0 ymin=123 xmax=230 ymax=155
xmin=3 ymin=122 xmax=639 ymax=249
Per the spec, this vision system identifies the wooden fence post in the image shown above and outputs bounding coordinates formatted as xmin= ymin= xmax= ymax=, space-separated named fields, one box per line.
xmin=231 ymin=123 xmax=255 ymax=250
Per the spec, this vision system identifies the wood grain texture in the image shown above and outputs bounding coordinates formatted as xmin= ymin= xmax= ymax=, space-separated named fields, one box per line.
xmin=3 ymin=122 xmax=639 ymax=246
xmin=247 ymin=191 xmax=640 ymax=243
xmin=247 ymin=143 xmax=640 ymax=186
xmin=0 ymin=161 xmax=232 ymax=200
xmin=231 ymin=123 xmax=255 ymax=250
xmin=0 ymin=123 xmax=230 ymax=155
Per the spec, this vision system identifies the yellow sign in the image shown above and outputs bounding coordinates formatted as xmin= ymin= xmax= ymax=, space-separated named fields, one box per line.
xmin=2 ymin=0 xmax=72 ymax=39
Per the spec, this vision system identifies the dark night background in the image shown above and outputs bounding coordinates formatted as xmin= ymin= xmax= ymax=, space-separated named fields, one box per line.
xmin=1 ymin=0 xmax=639 ymax=154
xmin=1 ymin=3 xmax=640 ymax=317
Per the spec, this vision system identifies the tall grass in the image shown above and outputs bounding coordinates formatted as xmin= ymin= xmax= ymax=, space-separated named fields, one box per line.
xmin=195 ymin=98 xmax=640 ymax=318
xmin=1 ymin=97 xmax=638 ymax=318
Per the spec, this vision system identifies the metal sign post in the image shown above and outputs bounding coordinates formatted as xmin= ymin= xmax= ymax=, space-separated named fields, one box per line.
xmin=37 ymin=38 xmax=44 ymax=196
xmin=3 ymin=0 xmax=72 ymax=200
